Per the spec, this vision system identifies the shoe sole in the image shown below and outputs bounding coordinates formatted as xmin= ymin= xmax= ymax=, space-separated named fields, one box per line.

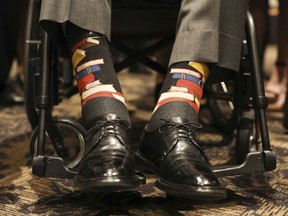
xmin=75 ymin=176 xmax=141 ymax=193
xmin=136 ymin=152 xmax=227 ymax=201
xmin=156 ymin=178 xmax=227 ymax=201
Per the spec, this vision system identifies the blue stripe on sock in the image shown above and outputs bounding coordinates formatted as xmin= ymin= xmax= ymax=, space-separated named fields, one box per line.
xmin=76 ymin=65 xmax=101 ymax=80
xmin=172 ymin=73 xmax=203 ymax=87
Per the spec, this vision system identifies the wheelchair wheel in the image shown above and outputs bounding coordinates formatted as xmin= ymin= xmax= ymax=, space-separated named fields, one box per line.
xmin=206 ymin=81 xmax=237 ymax=134
xmin=24 ymin=0 xmax=42 ymax=128
xmin=30 ymin=118 xmax=86 ymax=170
xmin=235 ymin=110 xmax=255 ymax=164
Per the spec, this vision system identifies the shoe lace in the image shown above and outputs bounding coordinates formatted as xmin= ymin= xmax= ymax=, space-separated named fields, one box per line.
xmin=159 ymin=118 xmax=202 ymax=137
xmin=83 ymin=119 xmax=132 ymax=157
xmin=159 ymin=118 xmax=208 ymax=162
xmin=86 ymin=119 xmax=131 ymax=140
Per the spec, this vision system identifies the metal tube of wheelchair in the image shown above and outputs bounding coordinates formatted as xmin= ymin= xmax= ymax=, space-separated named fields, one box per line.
xmin=113 ymin=36 xmax=173 ymax=73
xmin=245 ymin=12 xmax=270 ymax=150
xmin=112 ymin=41 xmax=167 ymax=75
xmin=283 ymin=93 xmax=288 ymax=129
xmin=37 ymin=31 xmax=52 ymax=155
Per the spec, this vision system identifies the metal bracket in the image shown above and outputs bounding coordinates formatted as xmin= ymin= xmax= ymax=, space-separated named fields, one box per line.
xmin=213 ymin=150 xmax=276 ymax=177
xmin=32 ymin=155 xmax=77 ymax=179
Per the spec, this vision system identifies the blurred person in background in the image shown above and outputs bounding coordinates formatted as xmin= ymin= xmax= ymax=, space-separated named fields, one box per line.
xmin=0 ymin=0 xmax=28 ymax=106
xmin=250 ymin=0 xmax=288 ymax=110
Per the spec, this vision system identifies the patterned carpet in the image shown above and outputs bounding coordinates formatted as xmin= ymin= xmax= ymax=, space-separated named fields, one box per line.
xmin=0 ymin=71 xmax=288 ymax=215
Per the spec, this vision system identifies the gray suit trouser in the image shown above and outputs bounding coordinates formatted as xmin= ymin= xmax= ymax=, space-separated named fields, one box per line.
xmin=40 ymin=0 xmax=249 ymax=72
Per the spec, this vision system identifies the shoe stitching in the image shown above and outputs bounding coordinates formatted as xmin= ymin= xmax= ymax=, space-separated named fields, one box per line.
xmin=158 ymin=118 xmax=208 ymax=162
xmin=84 ymin=119 xmax=132 ymax=156
xmin=86 ymin=119 xmax=130 ymax=138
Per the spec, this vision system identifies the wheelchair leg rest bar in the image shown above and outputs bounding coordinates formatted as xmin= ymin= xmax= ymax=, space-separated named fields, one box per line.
xmin=32 ymin=155 xmax=77 ymax=179
xmin=212 ymin=150 xmax=276 ymax=177
xmin=32 ymin=155 xmax=146 ymax=183
xmin=32 ymin=150 xmax=276 ymax=179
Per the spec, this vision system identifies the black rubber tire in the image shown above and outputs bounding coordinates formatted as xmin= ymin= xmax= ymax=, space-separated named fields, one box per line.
xmin=235 ymin=110 xmax=255 ymax=164
xmin=24 ymin=0 xmax=42 ymax=129
xmin=29 ymin=118 xmax=86 ymax=170
xmin=206 ymin=81 xmax=237 ymax=134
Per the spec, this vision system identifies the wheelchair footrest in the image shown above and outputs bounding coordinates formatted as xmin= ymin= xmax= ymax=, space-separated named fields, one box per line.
xmin=32 ymin=150 xmax=277 ymax=179
xmin=32 ymin=155 xmax=77 ymax=179
xmin=212 ymin=150 xmax=276 ymax=177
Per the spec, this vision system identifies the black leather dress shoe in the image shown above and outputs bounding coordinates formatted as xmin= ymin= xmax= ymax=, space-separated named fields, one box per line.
xmin=136 ymin=117 xmax=227 ymax=201
xmin=75 ymin=114 xmax=141 ymax=192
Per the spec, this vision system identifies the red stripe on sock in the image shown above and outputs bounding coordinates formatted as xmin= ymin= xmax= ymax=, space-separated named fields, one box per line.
xmin=176 ymin=79 xmax=203 ymax=98
xmin=156 ymin=97 xmax=199 ymax=113
xmin=77 ymin=74 xmax=95 ymax=93
xmin=71 ymin=38 xmax=87 ymax=53
xmin=81 ymin=91 xmax=125 ymax=107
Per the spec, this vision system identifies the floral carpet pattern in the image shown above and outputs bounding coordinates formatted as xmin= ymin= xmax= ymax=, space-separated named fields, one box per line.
xmin=0 ymin=71 xmax=288 ymax=215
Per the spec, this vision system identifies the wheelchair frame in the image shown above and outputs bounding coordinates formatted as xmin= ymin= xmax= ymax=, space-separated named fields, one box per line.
xmin=24 ymin=0 xmax=276 ymax=179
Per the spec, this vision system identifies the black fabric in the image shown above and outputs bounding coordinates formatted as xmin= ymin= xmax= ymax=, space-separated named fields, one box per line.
xmin=65 ymin=22 xmax=130 ymax=129
xmin=147 ymin=62 xmax=200 ymax=131
xmin=158 ymin=62 xmax=192 ymax=94
xmin=113 ymin=0 xmax=179 ymax=6
xmin=147 ymin=102 xmax=198 ymax=131
xmin=82 ymin=97 xmax=130 ymax=129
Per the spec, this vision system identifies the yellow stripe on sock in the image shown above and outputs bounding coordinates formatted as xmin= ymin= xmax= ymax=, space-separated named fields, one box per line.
xmin=188 ymin=62 xmax=209 ymax=78
xmin=72 ymin=49 xmax=86 ymax=69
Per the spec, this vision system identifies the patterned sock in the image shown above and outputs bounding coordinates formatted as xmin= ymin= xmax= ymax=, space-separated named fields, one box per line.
xmin=147 ymin=61 xmax=209 ymax=131
xmin=66 ymin=26 xmax=130 ymax=129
